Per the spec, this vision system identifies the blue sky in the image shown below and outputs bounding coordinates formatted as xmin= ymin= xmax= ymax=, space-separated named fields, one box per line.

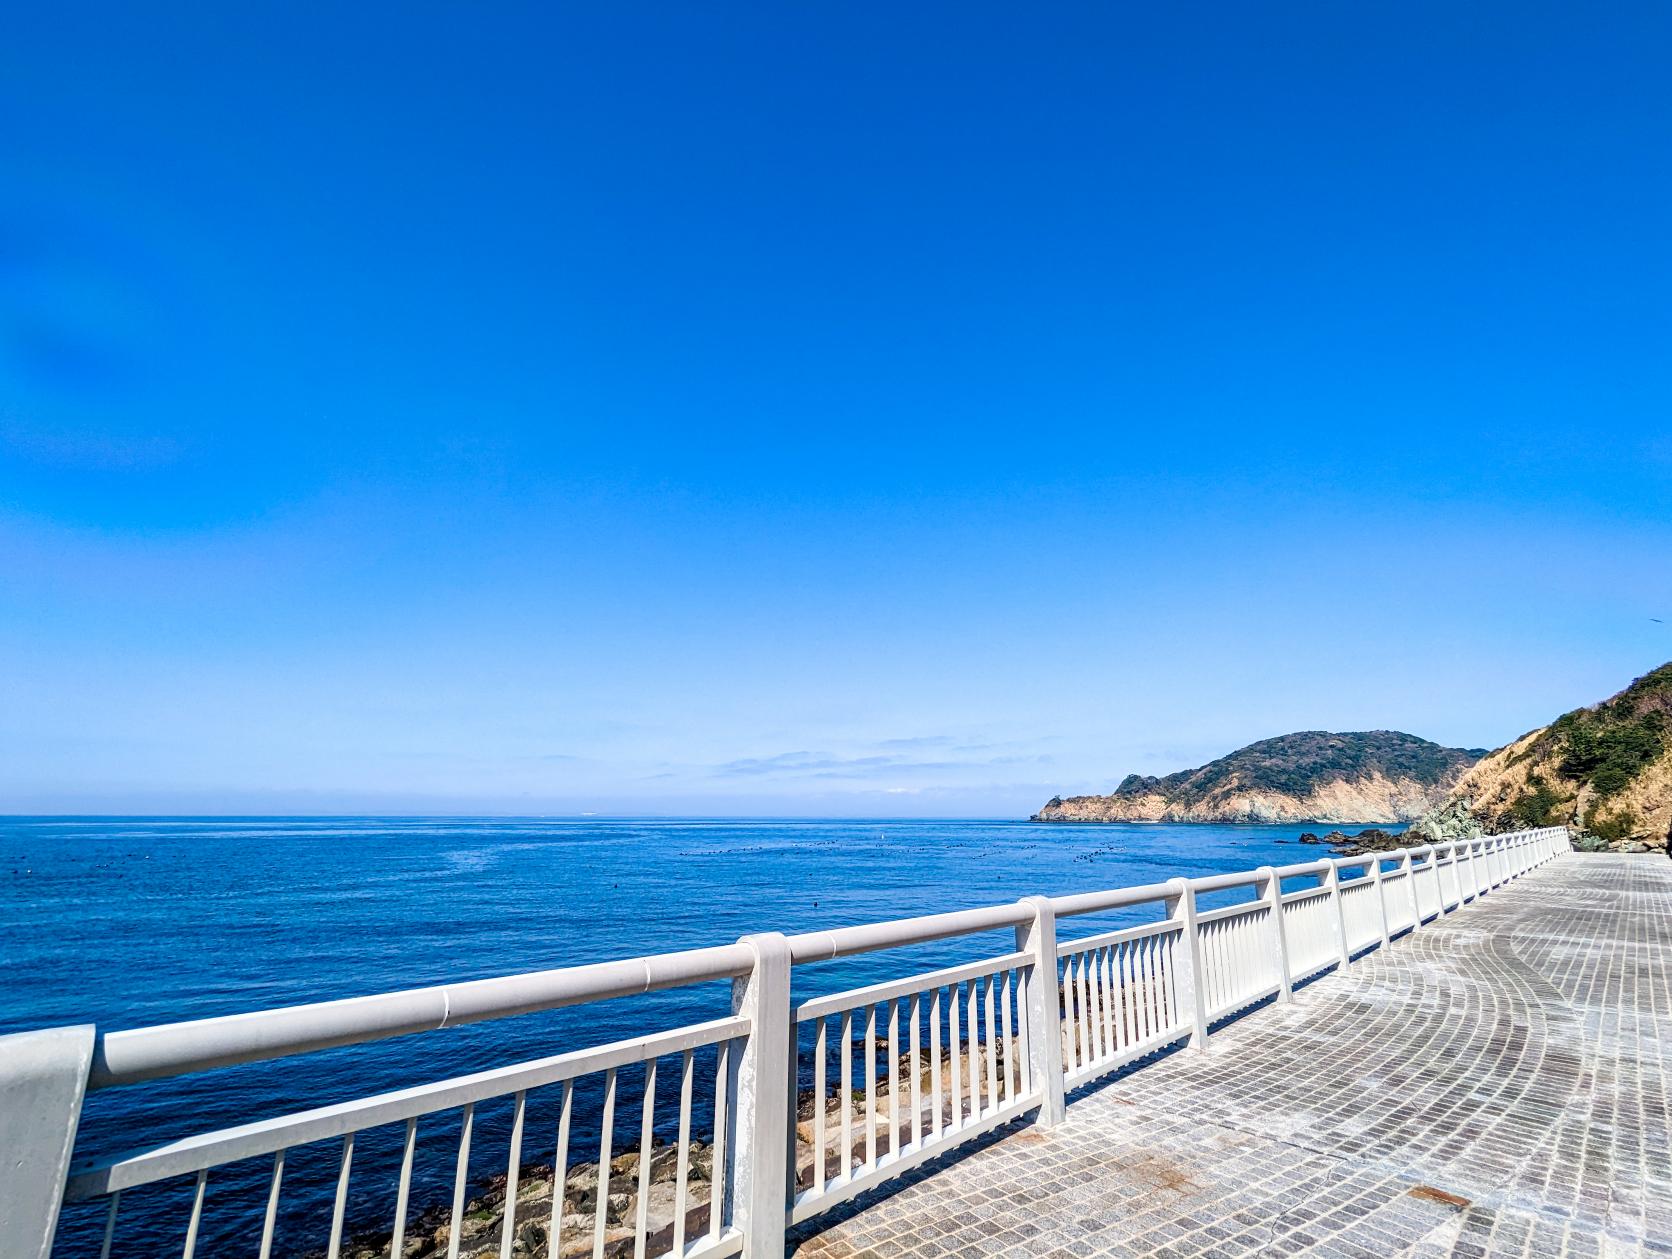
xmin=3 ymin=3 xmax=1670 ymax=816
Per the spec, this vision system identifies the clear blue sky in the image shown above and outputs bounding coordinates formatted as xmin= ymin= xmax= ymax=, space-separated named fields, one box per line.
xmin=2 ymin=3 xmax=1669 ymax=816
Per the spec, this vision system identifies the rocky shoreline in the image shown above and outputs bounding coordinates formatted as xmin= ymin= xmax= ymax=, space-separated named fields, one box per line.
xmin=1296 ymin=827 xmax=1410 ymax=856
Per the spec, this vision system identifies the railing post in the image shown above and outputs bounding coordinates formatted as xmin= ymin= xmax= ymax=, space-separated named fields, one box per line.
xmin=1445 ymin=843 xmax=1464 ymax=911
xmin=1257 ymin=867 xmax=1292 ymax=1003
xmin=1369 ymin=856 xmax=1392 ymax=948
xmin=0 ymin=1025 xmax=95 ymax=1259
xmin=1401 ymin=850 xmax=1420 ymax=929
xmin=728 ymin=933 xmax=792 ymax=1258
xmin=1165 ymin=878 xmax=1210 ymax=1050
xmin=1015 ymin=896 xmax=1066 ymax=1126
xmin=1469 ymin=838 xmax=1484 ymax=899
xmin=1321 ymin=861 xmax=1351 ymax=967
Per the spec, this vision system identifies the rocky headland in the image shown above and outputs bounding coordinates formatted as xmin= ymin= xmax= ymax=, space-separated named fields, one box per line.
xmin=1437 ymin=661 xmax=1672 ymax=854
xmin=1034 ymin=731 xmax=1482 ymax=826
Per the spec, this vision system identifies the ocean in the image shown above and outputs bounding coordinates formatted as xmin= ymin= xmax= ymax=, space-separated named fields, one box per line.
xmin=1 ymin=816 xmax=1326 ymax=1255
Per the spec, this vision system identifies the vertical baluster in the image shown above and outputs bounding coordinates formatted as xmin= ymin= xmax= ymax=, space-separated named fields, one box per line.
xmin=1229 ymin=918 xmax=1241 ymax=1002
xmin=1159 ymin=935 xmax=1174 ymax=1034
xmin=550 ymin=1083 xmax=573 ymax=1257
xmin=259 ymin=1150 xmax=284 ymax=1259
xmin=1219 ymin=920 xmax=1233 ymax=1006
xmin=182 ymin=1169 xmax=207 ymax=1259
xmin=1060 ymin=958 xmax=1078 ymax=1073
xmin=500 ymin=1092 xmax=527 ymax=1259
xmin=1228 ymin=917 xmax=1241 ymax=1002
xmin=1121 ymin=941 xmax=1136 ymax=1044
xmin=1225 ymin=919 xmax=1237 ymax=1005
xmin=710 ymin=1042 xmax=728 ymax=1243
xmin=1056 ymin=957 xmax=1071 ymax=1072
xmin=930 ymin=988 xmax=944 ymax=1137
xmin=1149 ymin=936 xmax=1165 ymax=1037
xmin=390 ymin=1122 xmax=415 ymax=1259
xmin=99 ymin=1192 xmax=121 ymax=1259
xmin=1132 ymin=939 xmax=1149 ymax=1042
xmin=1000 ymin=969 xmax=1016 ymax=1103
xmin=1223 ymin=916 xmax=1237 ymax=1003
xmin=864 ymin=1004 xmax=878 ymax=1169
xmin=948 ymin=982 xmax=963 ymax=1129
xmin=1230 ymin=916 xmax=1243 ymax=1003
xmin=1213 ymin=922 xmax=1227 ymax=1009
xmin=983 ymin=975 xmax=999 ymax=1108
xmin=813 ymin=1019 xmax=827 ymax=1194
xmin=1098 ymin=947 xmax=1116 ymax=1059
xmin=1234 ymin=916 xmax=1246 ymax=999
xmin=1115 ymin=942 xmax=1132 ymax=1049
xmin=634 ymin=1060 xmax=656 ymax=1259
xmin=1109 ymin=943 xmax=1123 ymax=1051
xmin=887 ymin=998 xmax=900 ymax=1154
xmin=1080 ymin=950 xmax=1097 ymax=1065
xmin=1098 ymin=946 xmax=1114 ymax=1061
xmin=1203 ymin=929 xmax=1217 ymax=1016
xmin=449 ymin=1104 xmax=474 ymax=1259
xmin=1016 ymin=965 xmax=1034 ymax=1095
xmin=1086 ymin=950 xmax=1100 ymax=1061
xmin=1166 ymin=932 xmax=1183 ymax=1031
xmin=1151 ymin=935 xmax=1168 ymax=1032
xmin=1083 ymin=949 xmax=1096 ymax=1070
xmin=674 ymin=1050 xmax=693 ymax=1255
xmin=327 ymin=1132 xmax=354 ymax=1259
xmin=839 ymin=1011 xmax=853 ymax=1179
xmin=965 ymin=978 xmax=981 ymax=1116
xmin=909 ymin=993 xmax=923 ymax=1148
xmin=1231 ymin=915 xmax=1244 ymax=998
xmin=594 ymin=1069 xmax=616 ymax=1259
xmin=1239 ymin=913 xmax=1253 ymax=996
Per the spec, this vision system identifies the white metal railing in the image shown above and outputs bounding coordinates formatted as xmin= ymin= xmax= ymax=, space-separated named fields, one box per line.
xmin=1058 ymin=919 xmax=1187 ymax=1088
xmin=1 ymin=826 xmax=1569 ymax=1259
xmin=788 ymin=948 xmax=1039 ymax=1224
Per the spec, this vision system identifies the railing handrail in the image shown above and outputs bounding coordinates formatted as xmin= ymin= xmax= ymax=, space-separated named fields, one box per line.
xmin=82 ymin=827 xmax=1566 ymax=1092
xmin=88 ymin=940 xmax=757 ymax=1089
xmin=66 ymin=1015 xmax=751 ymax=1202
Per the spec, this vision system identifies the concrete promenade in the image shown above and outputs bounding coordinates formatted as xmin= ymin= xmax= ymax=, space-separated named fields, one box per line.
xmin=790 ymin=855 xmax=1671 ymax=1259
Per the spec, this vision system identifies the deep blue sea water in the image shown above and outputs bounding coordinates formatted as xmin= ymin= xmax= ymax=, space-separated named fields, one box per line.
xmin=1 ymin=817 xmax=1325 ymax=1256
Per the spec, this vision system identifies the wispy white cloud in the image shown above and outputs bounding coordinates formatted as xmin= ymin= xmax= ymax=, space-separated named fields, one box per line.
xmin=711 ymin=745 xmax=1054 ymax=782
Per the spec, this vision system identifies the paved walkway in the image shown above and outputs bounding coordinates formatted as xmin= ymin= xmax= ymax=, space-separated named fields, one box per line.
xmin=790 ymin=855 xmax=1672 ymax=1259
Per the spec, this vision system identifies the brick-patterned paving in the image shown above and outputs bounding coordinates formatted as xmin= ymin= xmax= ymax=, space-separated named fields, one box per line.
xmin=789 ymin=855 xmax=1672 ymax=1258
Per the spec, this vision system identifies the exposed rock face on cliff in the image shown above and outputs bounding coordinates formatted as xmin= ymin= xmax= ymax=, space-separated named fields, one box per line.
xmin=1442 ymin=662 xmax=1672 ymax=853
xmin=1035 ymin=731 xmax=1482 ymax=825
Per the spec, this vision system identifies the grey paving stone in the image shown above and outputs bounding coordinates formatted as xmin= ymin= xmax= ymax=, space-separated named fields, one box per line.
xmin=788 ymin=855 xmax=1672 ymax=1258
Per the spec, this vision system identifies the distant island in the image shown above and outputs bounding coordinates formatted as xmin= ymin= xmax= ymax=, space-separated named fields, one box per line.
xmin=1033 ymin=730 xmax=1484 ymax=825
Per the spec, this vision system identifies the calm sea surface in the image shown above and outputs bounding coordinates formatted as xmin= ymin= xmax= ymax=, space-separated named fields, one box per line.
xmin=1 ymin=816 xmax=1328 ymax=1255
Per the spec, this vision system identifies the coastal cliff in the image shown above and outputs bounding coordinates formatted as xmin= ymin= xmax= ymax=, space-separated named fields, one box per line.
xmin=1035 ymin=731 xmax=1482 ymax=825
xmin=1440 ymin=662 xmax=1672 ymax=853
